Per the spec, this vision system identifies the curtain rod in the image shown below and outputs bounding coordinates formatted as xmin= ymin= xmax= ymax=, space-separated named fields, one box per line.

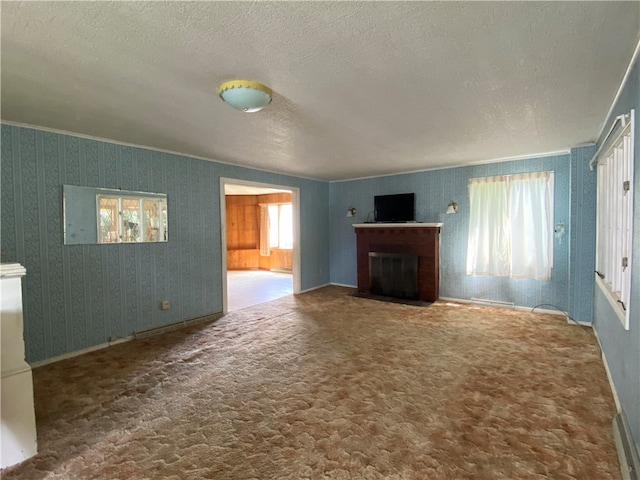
xmin=589 ymin=110 xmax=634 ymax=170
xmin=468 ymin=171 xmax=553 ymax=183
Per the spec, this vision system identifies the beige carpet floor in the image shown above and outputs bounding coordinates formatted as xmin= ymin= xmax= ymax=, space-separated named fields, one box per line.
xmin=2 ymin=286 xmax=620 ymax=479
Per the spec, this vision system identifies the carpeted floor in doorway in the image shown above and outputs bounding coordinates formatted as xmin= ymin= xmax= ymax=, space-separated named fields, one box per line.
xmin=2 ymin=286 xmax=620 ymax=480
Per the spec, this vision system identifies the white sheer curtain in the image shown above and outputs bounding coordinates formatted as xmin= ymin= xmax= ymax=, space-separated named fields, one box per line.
xmin=259 ymin=204 xmax=270 ymax=256
xmin=466 ymin=176 xmax=510 ymax=276
xmin=466 ymin=171 xmax=554 ymax=280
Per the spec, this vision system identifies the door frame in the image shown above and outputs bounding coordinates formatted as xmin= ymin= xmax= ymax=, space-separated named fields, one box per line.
xmin=219 ymin=177 xmax=301 ymax=313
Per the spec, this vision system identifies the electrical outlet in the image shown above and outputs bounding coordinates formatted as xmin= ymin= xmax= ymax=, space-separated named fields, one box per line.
xmin=161 ymin=300 xmax=170 ymax=311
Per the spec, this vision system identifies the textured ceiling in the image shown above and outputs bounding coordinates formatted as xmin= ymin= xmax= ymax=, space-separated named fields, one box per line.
xmin=2 ymin=2 xmax=639 ymax=181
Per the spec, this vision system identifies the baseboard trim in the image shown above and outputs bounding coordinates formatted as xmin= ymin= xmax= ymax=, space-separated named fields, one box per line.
xmin=569 ymin=319 xmax=593 ymax=327
xmin=1 ymin=363 xmax=33 ymax=379
xmin=590 ymin=326 xmax=640 ymax=480
xmin=593 ymin=329 xmax=622 ymax=413
xmin=329 ymin=282 xmax=357 ymax=289
xmin=30 ymin=336 xmax=133 ymax=369
xmin=298 ymin=283 xmax=332 ymax=294
xmin=30 ymin=312 xmax=224 ymax=368
xmin=438 ymin=296 xmax=571 ymax=318
xmin=613 ymin=411 xmax=640 ymax=480
xmin=270 ymin=268 xmax=292 ymax=274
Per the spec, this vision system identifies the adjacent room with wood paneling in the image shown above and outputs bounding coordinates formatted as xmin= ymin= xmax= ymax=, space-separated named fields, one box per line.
xmin=224 ymin=184 xmax=294 ymax=311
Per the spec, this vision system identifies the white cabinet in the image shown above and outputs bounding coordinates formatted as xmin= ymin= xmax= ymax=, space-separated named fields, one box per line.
xmin=1 ymin=263 xmax=37 ymax=468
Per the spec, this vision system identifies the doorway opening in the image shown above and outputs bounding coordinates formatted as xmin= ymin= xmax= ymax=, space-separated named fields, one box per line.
xmin=220 ymin=178 xmax=301 ymax=312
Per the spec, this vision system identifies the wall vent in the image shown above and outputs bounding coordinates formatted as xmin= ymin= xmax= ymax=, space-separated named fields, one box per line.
xmin=470 ymin=298 xmax=515 ymax=309
xmin=613 ymin=410 xmax=640 ymax=480
xmin=135 ymin=312 xmax=223 ymax=340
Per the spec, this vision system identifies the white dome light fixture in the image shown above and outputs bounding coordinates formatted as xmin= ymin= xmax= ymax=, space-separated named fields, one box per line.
xmin=218 ymin=80 xmax=272 ymax=113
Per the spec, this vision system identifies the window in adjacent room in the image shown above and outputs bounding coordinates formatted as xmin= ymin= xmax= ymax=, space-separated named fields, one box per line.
xmin=97 ymin=195 xmax=167 ymax=244
xmin=595 ymin=109 xmax=634 ymax=330
xmin=268 ymin=203 xmax=293 ymax=249
xmin=466 ymin=171 xmax=555 ymax=280
xmin=98 ymin=196 xmax=119 ymax=243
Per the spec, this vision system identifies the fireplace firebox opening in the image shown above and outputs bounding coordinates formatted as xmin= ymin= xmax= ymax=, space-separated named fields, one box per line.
xmin=368 ymin=252 xmax=419 ymax=300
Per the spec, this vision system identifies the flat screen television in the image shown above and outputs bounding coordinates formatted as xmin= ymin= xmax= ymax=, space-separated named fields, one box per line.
xmin=374 ymin=193 xmax=415 ymax=223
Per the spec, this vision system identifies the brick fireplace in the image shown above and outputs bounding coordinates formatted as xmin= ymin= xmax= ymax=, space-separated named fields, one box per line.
xmin=354 ymin=224 xmax=442 ymax=302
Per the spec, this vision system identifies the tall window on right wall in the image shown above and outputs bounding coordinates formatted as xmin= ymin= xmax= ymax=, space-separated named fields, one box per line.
xmin=594 ymin=109 xmax=635 ymax=330
xmin=466 ymin=171 xmax=555 ymax=280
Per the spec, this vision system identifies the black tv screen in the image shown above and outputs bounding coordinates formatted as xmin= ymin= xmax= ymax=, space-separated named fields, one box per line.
xmin=374 ymin=193 xmax=415 ymax=222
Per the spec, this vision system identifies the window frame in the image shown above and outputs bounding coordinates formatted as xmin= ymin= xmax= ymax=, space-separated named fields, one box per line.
xmin=594 ymin=109 xmax=635 ymax=330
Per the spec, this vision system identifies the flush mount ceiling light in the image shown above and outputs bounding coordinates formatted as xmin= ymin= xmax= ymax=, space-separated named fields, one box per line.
xmin=218 ymin=80 xmax=272 ymax=113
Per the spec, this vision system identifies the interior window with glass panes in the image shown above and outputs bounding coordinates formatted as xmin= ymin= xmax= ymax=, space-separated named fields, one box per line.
xmin=98 ymin=195 xmax=167 ymax=244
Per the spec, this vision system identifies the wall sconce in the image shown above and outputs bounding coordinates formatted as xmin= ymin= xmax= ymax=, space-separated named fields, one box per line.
xmin=346 ymin=207 xmax=357 ymax=217
xmin=446 ymin=201 xmax=458 ymax=214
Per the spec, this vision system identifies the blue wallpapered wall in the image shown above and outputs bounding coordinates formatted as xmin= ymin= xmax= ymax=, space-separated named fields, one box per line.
xmin=329 ymin=150 xmax=600 ymax=317
xmin=591 ymin=55 xmax=640 ymax=459
xmin=568 ymin=145 xmax=597 ymax=324
xmin=1 ymin=124 xmax=330 ymax=362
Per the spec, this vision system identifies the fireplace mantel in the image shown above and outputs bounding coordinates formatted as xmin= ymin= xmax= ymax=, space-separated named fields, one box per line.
xmin=353 ymin=224 xmax=442 ymax=302
xmin=353 ymin=222 xmax=443 ymax=229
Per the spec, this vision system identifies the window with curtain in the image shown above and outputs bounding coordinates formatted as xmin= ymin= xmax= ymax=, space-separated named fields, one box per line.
xmin=267 ymin=204 xmax=293 ymax=249
xmin=466 ymin=171 xmax=554 ymax=280
xmin=259 ymin=204 xmax=270 ymax=256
